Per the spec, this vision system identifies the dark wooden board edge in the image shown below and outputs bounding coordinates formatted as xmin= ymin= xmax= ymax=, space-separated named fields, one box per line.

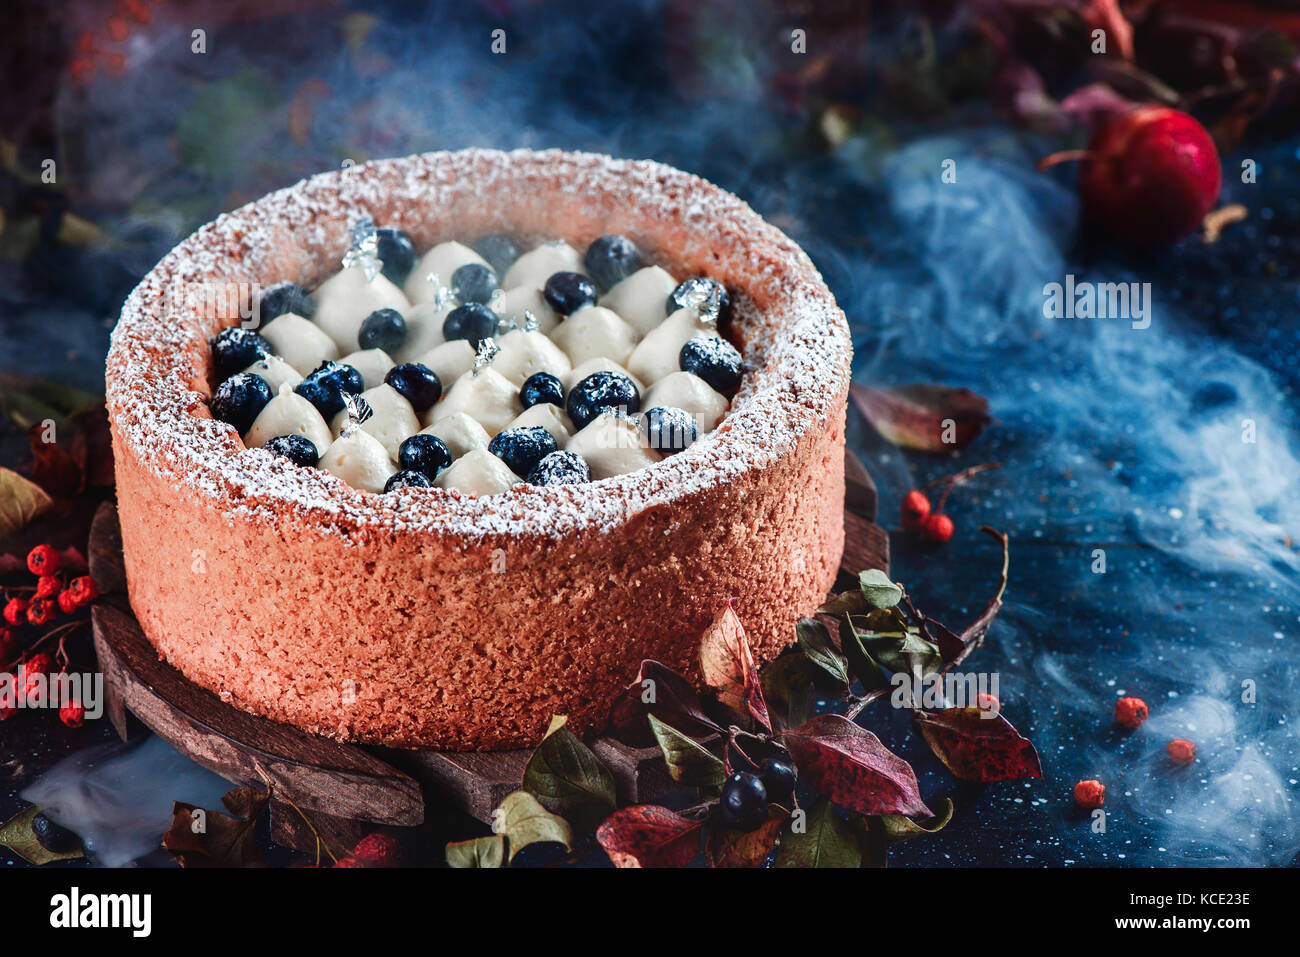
xmin=89 ymin=448 xmax=889 ymax=833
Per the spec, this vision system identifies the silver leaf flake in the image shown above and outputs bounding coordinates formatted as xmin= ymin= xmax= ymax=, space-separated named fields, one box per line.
xmin=342 ymin=216 xmax=384 ymax=282
xmin=473 ymin=337 xmax=500 ymax=376
xmin=425 ymin=272 xmax=451 ymax=310
xmin=522 ymin=309 xmax=540 ymax=333
xmin=685 ymin=281 xmax=722 ymax=328
xmin=340 ymin=391 xmax=373 ymax=436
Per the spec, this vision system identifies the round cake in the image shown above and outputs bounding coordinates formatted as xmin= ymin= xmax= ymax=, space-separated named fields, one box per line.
xmin=105 ymin=149 xmax=851 ymax=750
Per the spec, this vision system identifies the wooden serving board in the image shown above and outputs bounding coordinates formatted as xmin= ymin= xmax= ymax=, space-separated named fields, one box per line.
xmin=88 ymin=450 xmax=888 ymax=852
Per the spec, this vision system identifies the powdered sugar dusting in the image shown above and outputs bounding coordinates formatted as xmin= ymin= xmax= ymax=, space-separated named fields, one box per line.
xmin=106 ymin=149 xmax=851 ymax=542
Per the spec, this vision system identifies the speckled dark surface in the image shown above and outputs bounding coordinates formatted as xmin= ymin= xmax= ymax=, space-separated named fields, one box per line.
xmin=1 ymin=0 xmax=1296 ymax=867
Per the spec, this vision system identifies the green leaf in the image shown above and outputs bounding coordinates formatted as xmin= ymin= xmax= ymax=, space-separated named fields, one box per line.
xmin=796 ymin=617 xmax=850 ymax=685
xmin=522 ymin=720 xmax=617 ymax=834
xmin=0 ymin=373 xmax=102 ymax=431
xmin=0 ymin=806 xmax=83 ymax=865
xmin=0 ymin=468 xmax=53 ymax=536
xmin=445 ymin=834 xmax=505 ymax=868
xmin=838 ymin=615 xmax=890 ymax=692
xmin=775 ymin=797 xmax=861 ymax=868
xmin=859 ymin=626 xmax=943 ymax=679
xmin=760 ymin=652 xmax=821 ymax=731
xmin=817 ymin=589 xmax=866 ymax=617
xmin=859 ymin=569 xmax=903 ymax=609
xmin=648 ymin=714 xmax=725 ymax=790
xmin=495 ymin=790 xmax=573 ymax=863
xmin=881 ymin=797 xmax=955 ymax=843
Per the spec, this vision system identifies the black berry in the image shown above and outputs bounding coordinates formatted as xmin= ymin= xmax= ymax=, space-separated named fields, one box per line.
xmin=385 ymin=362 xmax=442 ymax=413
xmin=451 ymin=263 xmax=499 ymax=305
xmin=31 ymin=813 xmax=80 ymax=854
xmin=519 ymin=372 xmax=565 ymax=410
xmin=543 ymin=271 xmax=598 ymax=315
xmin=527 ymin=450 xmax=590 ymax=486
xmin=473 ymin=234 xmax=519 ymax=275
xmin=758 ymin=758 xmax=797 ymax=805
xmin=211 ymin=372 xmax=273 ymax=434
xmin=211 ymin=327 xmax=271 ymax=380
xmin=264 ymin=434 xmax=320 ymax=468
xmin=295 ymin=361 xmax=364 ymax=418
xmin=258 ymin=281 xmax=314 ymax=327
xmin=397 ymin=433 xmax=453 ymax=480
xmin=566 ymin=371 xmax=640 ymax=431
xmin=719 ymin=772 xmax=769 ymax=831
xmin=375 ymin=227 xmax=417 ymax=285
xmin=642 ymin=406 xmax=697 ymax=455
xmin=385 ymin=470 xmax=432 ymax=492
xmin=442 ymin=302 xmax=499 ymax=349
xmin=358 ymin=308 xmax=407 ymax=352
xmin=489 ymin=426 xmax=558 ymax=479
xmin=667 ymin=277 xmax=731 ymax=323
xmin=584 ymin=234 xmax=642 ymax=291
xmin=680 ymin=335 xmax=743 ymax=393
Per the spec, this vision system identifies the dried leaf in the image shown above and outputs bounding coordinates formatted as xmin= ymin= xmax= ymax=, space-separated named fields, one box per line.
xmin=0 ymin=468 xmax=53 ymax=537
xmin=699 ymin=601 xmax=770 ymax=731
xmin=796 ymin=617 xmax=850 ymax=685
xmin=522 ymin=721 xmax=617 ymax=834
xmin=595 ymin=805 xmax=702 ymax=868
xmin=914 ymin=708 xmax=1043 ymax=782
xmin=858 ymin=569 xmax=903 ymax=609
xmin=850 ymin=383 xmax=991 ymax=452
xmin=706 ymin=807 xmax=784 ymax=867
xmin=0 ymin=806 xmax=83 ymax=865
xmin=608 ymin=659 xmax=722 ymax=747
xmin=782 ymin=714 xmax=930 ymax=818
xmin=882 ymin=797 xmax=955 ymax=843
xmin=162 ymin=787 xmax=268 ymax=867
xmin=761 ymin=651 xmax=822 ymax=731
xmin=446 ymin=834 xmax=504 ymax=868
xmin=775 ymin=796 xmax=860 ymax=868
xmin=496 ymin=790 xmax=573 ymax=862
xmin=647 ymin=714 xmax=725 ymax=789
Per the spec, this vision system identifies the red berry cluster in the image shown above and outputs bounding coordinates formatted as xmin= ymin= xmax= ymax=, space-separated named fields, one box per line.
xmin=329 ymin=832 xmax=403 ymax=868
xmin=900 ymin=463 xmax=1000 ymax=545
xmin=1 ymin=544 xmax=100 ymax=728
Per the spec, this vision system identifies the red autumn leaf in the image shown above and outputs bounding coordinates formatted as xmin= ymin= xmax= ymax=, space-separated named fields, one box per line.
xmin=850 ymin=383 xmax=991 ymax=452
xmin=699 ymin=601 xmax=770 ymax=731
xmin=595 ymin=805 xmax=703 ymax=868
xmin=914 ymin=708 xmax=1043 ymax=783
xmin=608 ymin=659 xmax=723 ymax=747
xmin=705 ymin=807 xmax=785 ymax=868
xmin=782 ymin=714 xmax=930 ymax=818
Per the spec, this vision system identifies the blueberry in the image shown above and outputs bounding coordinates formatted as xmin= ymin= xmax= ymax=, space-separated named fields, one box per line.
xmin=451 ymin=263 xmax=499 ymax=305
xmin=584 ymin=234 xmax=642 ymax=291
xmin=442 ymin=302 xmax=499 ymax=349
xmin=758 ymin=758 xmax=797 ymax=805
xmin=211 ymin=327 xmax=271 ymax=380
xmin=295 ymin=361 xmax=364 ymax=418
xmin=667 ymin=277 xmax=731 ymax=323
xmin=358 ymin=308 xmax=407 ymax=352
xmin=680 ymin=335 xmax=743 ymax=393
xmin=527 ymin=450 xmax=590 ymax=487
xmin=375 ymin=227 xmax=417 ymax=285
xmin=264 ymin=434 xmax=320 ymax=468
xmin=473 ymin=234 xmax=519 ymax=275
xmin=258 ymin=281 xmax=314 ymax=327
xmin=211 ymin=371 xmax=273 ymax=434
xmin=543 ymin=271 xmax=598 ymax=315
xmin=488 ymin=426 xmax=558 ymax=479
xmin=719 ymin=772 xmax=769 ymax=831
xmin=31 ymin=813 xmax=80 ymax=854
xmin=520 ymin=372 xmax=565 ymax=410
xmin=385 ymin=362 xmax=442 ymax=413
xmin=642 ymin=406 xmax=697 ymax=455
xmin=385 ymin=469 xmax=432 ymax=492
xmin=397 ymin=433 xmax=453 ymax=480
xmin=566 ymin=371 xmax=640 ymax=431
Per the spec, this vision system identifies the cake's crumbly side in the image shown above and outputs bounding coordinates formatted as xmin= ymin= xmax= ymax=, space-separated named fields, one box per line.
xmin=106 ymin=149 xmax=853 ymax=750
